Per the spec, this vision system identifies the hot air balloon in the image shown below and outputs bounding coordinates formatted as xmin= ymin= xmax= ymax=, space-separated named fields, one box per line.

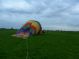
xmin=15 ymin=20 xmax=42 ymax=39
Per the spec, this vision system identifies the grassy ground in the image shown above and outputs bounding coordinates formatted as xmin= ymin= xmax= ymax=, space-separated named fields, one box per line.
xmin=28 ymin=31 xmax=79 ymax=59
xmin=0 ymin=29 xmax=79 ymax=59
xmin=0 ymin=29 xmax=27 ymax=59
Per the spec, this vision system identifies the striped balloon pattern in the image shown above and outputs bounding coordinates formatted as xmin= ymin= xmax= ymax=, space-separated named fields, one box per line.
xmin=16 ymin=20 xmax=42 ymax=37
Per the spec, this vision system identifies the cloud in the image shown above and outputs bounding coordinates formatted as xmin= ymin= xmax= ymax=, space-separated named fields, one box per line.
xmin=0 ymin=0 xmax=79 ymax=31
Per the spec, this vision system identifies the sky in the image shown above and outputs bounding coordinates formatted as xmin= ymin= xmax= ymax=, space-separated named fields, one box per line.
xmin=0 ymin=0 xmax=79 ymax=31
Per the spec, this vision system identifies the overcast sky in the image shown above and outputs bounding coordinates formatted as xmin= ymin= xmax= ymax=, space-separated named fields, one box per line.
xmin=0 ymin=0 xmax=79 ymax=31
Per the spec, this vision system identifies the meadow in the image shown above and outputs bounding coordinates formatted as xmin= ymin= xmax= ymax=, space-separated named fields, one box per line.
xmin=0 ymin=29 xmax=79 ymax=59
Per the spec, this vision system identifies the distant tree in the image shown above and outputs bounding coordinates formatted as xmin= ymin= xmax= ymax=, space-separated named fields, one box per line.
xmin=10 ymin=27 xmax=14 ymax=30
xmin=0 ymin=28 xmax=6 ymax=30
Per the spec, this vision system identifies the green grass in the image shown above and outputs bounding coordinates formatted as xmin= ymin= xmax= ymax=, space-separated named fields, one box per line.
xmin=0 ymin=29 xmax=79 ymax=59
xmin=28 ymin=31 xmax=79 ymax=59
xmin=0 ymin=29 xmax=27 ymax=59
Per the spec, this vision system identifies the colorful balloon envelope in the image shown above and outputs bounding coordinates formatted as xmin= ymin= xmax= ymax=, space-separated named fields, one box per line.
xmin=16 ymin=20 xmax=42 ymax=38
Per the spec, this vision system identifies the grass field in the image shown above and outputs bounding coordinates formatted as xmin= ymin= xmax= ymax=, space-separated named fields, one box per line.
xmin=0 ymin=29 xmax=79 ymax=59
